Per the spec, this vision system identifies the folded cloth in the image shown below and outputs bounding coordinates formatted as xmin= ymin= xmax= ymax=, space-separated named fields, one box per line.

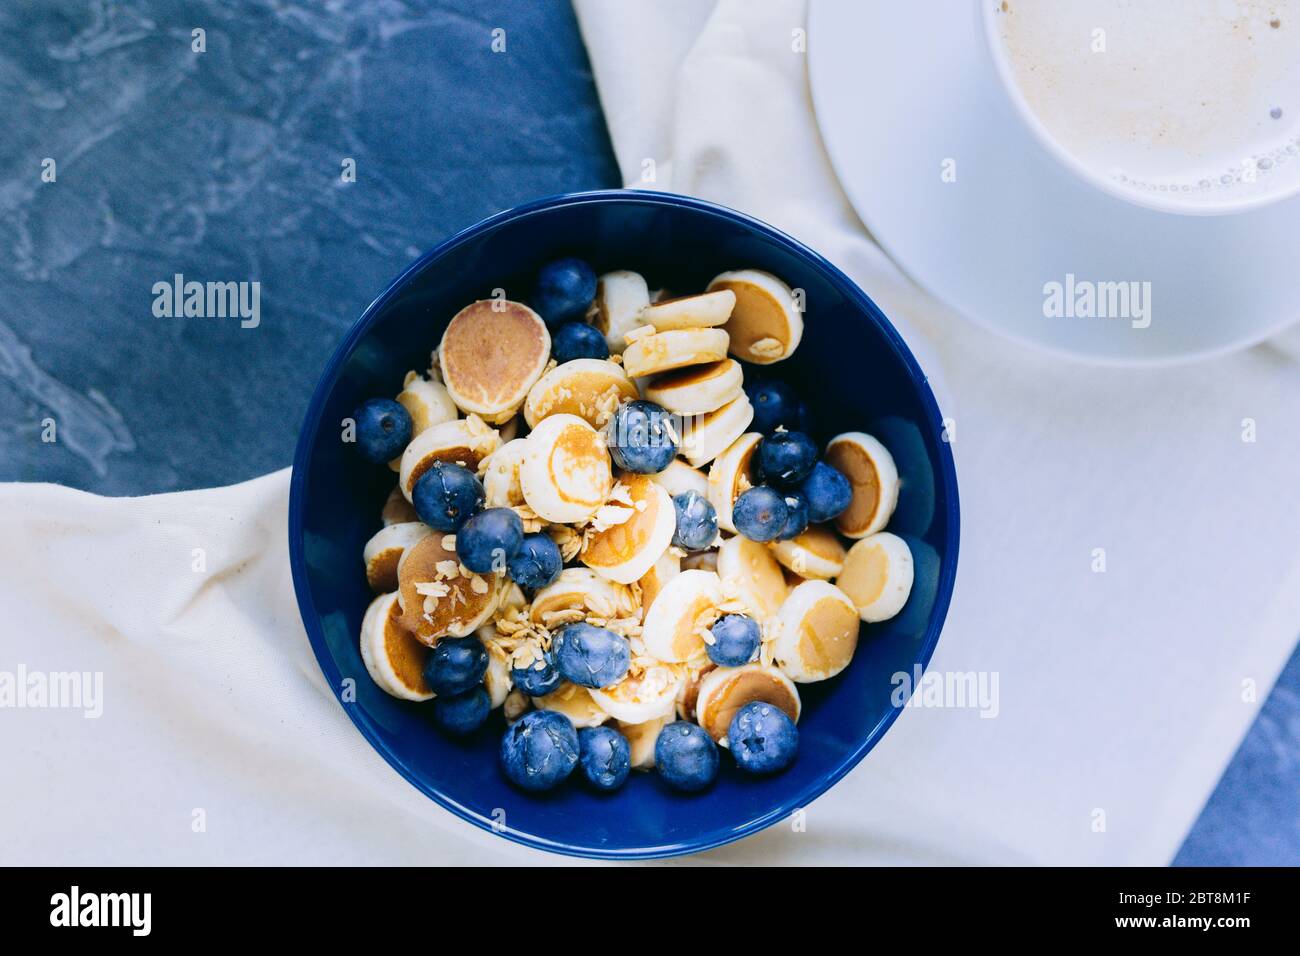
xmin=1 ymin=0 xmax=1297 ymax=867
xmin=0 ymin=473 xmax=549 ymax=865
xmin=574 ymin=0 xmax=1300 ymax=864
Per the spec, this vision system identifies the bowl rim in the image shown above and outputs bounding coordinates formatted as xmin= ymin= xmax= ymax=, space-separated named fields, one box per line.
xmin=288 ymin=188 xmax=961 ymax=860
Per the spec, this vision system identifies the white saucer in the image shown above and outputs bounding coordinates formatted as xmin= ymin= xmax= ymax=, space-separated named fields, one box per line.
xmin=808 ymin=0 xmax=1300 ymax=365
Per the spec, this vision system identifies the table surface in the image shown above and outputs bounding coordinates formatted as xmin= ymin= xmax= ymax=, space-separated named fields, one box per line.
xmin=2 ymin=0 xmax=1294 ymax=865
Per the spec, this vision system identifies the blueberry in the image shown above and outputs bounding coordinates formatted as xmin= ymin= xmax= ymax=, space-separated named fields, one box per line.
xmin=777 ymin=491 xmax=810 ymax=540
xmin=455 ymin=507 xmax=524 ymax=574
xmin=533 ymin=257 xmax=597 ymax=326
xmin=412 ymin=462 xmax=485 ymax=532
xmin=606 ymin=400 xmax=678 ymax=474
xmin=707 ymin=614 xmax=761 ymax=667
xmin=500 ymin=710 xmax=580 ymax=791
xmin=732 ymin=485 xmax=789 ymax=542
xmin=800 ymin=461 xmax=852 ymax=523
xmin=672 ymin=489 xmax=718 ymax=551
xmin=552 ymin=622 xmax=631 ymax=689
xmin=757 ymin=431 xmax=818 ymax=487
xmin=745 ymin=380 xmax=801 ymax=433
xmin=507 ymin=532 xmax=563 ymax=590
xmin=511 ymin=650 xmax=562 ymax=697
xmin=654 ymin=721 xmax=720 ymax=792
xmin=578 ymin=726 xmax=632 ymax=791
xmin=352 ymin=398 xmax=412 ymax=463
xmin=432 ymin=687 xmax=491 ymax=735
xmin=552 ymin=321 xmax=610 ymax=363
xmin=728 ymin=700 xmax=798 ymax=774
xmin=423 ymin=635 xmax=488 ymax=696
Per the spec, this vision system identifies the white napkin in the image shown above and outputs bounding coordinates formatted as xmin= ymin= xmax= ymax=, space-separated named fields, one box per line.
xmin=576 ymin=0 xmax=1300 ymax=866
xmin=2 ymin=0 xmax=1297 ymax=866
xmin=0 ymin=473 xmax=545 ymax=864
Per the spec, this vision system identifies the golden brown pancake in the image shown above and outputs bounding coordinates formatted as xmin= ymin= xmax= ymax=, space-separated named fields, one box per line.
xmin=524 ymin=359 xmax=638 ymax=429
xmin=396 ymin=534 xmax=500 ymax=645
xmin=826 ymin=439 xmax=881 ymax=537
xmin=697 ymin=666 xmax=800 ymax=743
xmin=709 ymin=270 xmax=802 ymax=365
xmin=644 ymin=359 xmax=743 ymax=415
xmin=677 ymin=663 xmax=717 ymax=721
xmin=581 ymin=474 xmax=674 ymax=581
xmin=382 ymin=486 xmax=419 ymax=525
xmin=769 ymin=524 xmax=847 ymax=580
xmin=439 ymin=300 xmax=550 ymax=420
xmin=795 ymin=596 xmax=860 ymax=675
xmin=622 ymin=328 xmax=730 ymax=378
xmin=380 ymin=597 xmax=433 ymax=696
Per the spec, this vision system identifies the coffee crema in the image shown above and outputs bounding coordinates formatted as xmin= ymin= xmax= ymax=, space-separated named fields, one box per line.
xmin=991 ymin=0 xmax=1300 ymax=204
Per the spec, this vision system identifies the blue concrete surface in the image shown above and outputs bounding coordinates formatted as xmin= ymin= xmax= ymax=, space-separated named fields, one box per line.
xmin=0 ymin=0 xmax=619 ymax=491
xmin=1 ymin=0 xmax=1293 ymax=865
xmin=1174 ymin=642 xmax=1300 ymax=866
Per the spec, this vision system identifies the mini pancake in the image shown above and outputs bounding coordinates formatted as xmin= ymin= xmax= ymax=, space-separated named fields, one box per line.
xmin=481 ymin=438 xmax=529 ymax=508
xmin=640 ymin=289 xmax=735 ymax=330
xmin=581 ymin=475 xmax=676 ymax=584
xmin=477 ymin=629 xmax=514 ymax=708
xmin=617 ymin=714 xmax=672 ymax=769
xmin=708 ymin=269 xmax=803 ymax=365
xmin=717 ymin=534 xmax=788 ymax=620
xmin=695 ymin=664 xmax=801 ymax=745
xmin=530 ymin=568 xmax=638 ymax=625
xmin=637 ymin=550 xmax=681 ymax=617
xmin=644 ymin=359 xmax=743 ymax=415
xmin=586 ymin=270 xmax=650 ymax=354
xmin=396 ymin=532 xmax=502 ymax=645
xmin=769 ymin=525 xmax=847 ymax=581
xmin=589 ymin=665 xmax=683 ymax=723
xmin=681 ymin=549 xmax=718 ymax=572
xmin=398 ymin=416 xmax=501 ymax=501
xmin=359 ymin=592 xmax=434 ymax=701
xmin=363 ymin=521 xmax=431 ymax=592
xmin=680 ymin=392 xmax=754 ymax=467
xmin=675 ymin=662 xmax=717 ymax=721
xmin=825 ymin=432 xmax=900 ymax=539
xmin=532 ymin=682 xmax=609 ymax=728
xmin=396 ymin=371 xmax=458 ymax=436
xmin=387 ymin=372 xmax=459 ymax=471
xmin=650 ymin=458 xmax=709 ymax=498
xmin=641 ymin=569 xmax=725 ymax=662
xmin=438 ymin=299 xmax=551 ymax=422
xmin=770 ymin=580 xmax=860 ymax=683
xmin=621 ymin=327 xmax=730 ymax=378
xmin=837 ymin=532 xmax=914 ymax=623
xmin=497 ymin=415 xmax=521 ymax=443
xmin=381 ymin=485 xmax=419 ymax=525
xmin=519 ymin=413 xmax=613 ymax=523
xmin=523 ymin=358 xmax=638 ymax=430
xmin=706 ymin=431 xmax=763 ymax=531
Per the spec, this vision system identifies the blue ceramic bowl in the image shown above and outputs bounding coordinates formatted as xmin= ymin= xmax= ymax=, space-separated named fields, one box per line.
xmin=289 ymin=190 xmax=959 ymax=859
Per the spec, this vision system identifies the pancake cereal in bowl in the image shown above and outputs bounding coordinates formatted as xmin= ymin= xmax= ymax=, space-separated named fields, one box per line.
xmin=350 ymin=257 xmax=914 ymax=795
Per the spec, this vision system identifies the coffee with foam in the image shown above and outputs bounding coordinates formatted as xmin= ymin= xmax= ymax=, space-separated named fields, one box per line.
xmin=989 ymin=0 xmax=1300 ymax=211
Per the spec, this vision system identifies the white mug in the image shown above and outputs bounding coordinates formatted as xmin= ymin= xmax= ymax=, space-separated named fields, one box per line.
xmin=981 ymin=0 xmax=1300 ymax=215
